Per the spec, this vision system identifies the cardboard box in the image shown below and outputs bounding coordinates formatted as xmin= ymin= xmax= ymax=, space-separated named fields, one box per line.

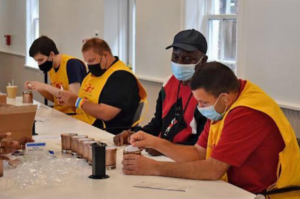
xmin=0 ymin=103 xmax=37 ymax=140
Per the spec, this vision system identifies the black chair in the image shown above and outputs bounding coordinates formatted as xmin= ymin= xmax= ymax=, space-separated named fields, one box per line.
xmin=131 ymin=102 xmax=145 ymax=127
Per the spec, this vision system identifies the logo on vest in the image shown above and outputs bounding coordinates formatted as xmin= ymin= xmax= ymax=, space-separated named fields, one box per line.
xmin=83 ymin=83 xmax=95 ymax=93
xmin=52 ymin=82 xmax=63 ymax=89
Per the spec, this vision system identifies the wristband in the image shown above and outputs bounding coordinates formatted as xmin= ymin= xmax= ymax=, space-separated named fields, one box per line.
xmin=75 ymin=97 xmax=87 ymax=109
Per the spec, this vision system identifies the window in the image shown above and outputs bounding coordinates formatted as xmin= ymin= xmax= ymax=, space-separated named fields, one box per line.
xmin=25 ymin=0 xmax=39 ymax=69
xmin=204 ymin=0 xmax=238 ymax=72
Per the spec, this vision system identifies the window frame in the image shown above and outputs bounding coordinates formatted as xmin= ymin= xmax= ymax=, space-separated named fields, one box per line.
xmin=203 ymin=0 xmax=238 ymax=71
xmin=25 ymin=0 xmax=39 ymax=69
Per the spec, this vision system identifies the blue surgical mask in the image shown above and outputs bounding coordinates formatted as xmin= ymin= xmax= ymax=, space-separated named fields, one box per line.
xmin=197 ymin=94 xmax=227 ymax=121
xmin=171 ymin=57 xmax=203 ymax=81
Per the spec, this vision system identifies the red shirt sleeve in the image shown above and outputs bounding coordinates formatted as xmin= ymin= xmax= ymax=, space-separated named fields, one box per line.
xmin=210 ymin=107 xmax=275 ymax=167
xmin=196 ymin=120 xmax=211 ymax=148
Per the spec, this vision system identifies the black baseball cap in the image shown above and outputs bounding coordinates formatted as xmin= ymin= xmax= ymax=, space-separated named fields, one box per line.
xmin=166 ymin=29 xmax=207 ymax=54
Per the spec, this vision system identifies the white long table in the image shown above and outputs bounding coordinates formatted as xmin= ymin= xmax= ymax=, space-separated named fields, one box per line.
xmin=0 ymin=97 xmax=256 ymax=199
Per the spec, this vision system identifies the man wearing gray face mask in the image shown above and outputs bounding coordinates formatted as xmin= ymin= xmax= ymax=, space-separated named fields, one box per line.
xmin=114 ymin=29 xmax=208 ymax=156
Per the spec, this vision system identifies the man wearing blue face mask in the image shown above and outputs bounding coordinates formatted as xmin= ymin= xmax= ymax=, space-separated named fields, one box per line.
xmin=114 ymin=29 xmax=207 ymax=156
xmin=122 ymin=62 xmax=300 ymax=198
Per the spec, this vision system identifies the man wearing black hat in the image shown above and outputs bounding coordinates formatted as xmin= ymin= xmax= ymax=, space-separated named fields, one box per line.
xmin=114 ymin=29 xmax=207 ymax=156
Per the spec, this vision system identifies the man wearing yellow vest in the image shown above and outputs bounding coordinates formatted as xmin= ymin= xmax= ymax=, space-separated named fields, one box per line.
xmin=122 ymin=62 xmax=300 ymax=198
xmin=58 ymin=38 xmax=147 ymax=135
xmin=25 ymin=36 xmax=87 ymax=114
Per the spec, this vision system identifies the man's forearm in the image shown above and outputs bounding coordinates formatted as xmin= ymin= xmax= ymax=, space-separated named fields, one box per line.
xmin=81 ymin=102 xmax=120 ymax=121
xmin=154 ymin=158 xmax=229 ymax=180
xmin=38 ymin=89 xmax=54 ymax=102
xmin=154 ymin=139 xmax=204 ymax=162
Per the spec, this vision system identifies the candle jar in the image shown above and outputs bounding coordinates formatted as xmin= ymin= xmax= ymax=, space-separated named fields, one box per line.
xmin=22 ymin=91 xmax=33 ymax=103
xmin=123 ymin=145 xmax=142 ymax=156
xmin=0 ymin=93 xmax=7 ymax=104
xmin=0 ymin=159 xmax=3 ymax=177
xmin=83 ymin=141 xmax=97 ymax=161
xmin=61 ymin=133 xmax=78 ymax=153
xmin=71 ymin=135 xmax=88 ymax=156
xmin=77 ymin=138 xmax=94 ymax=158
xmin=87 ymin=144 xmax=118 ymax=170
xmin=105 ymin=146 xmax=117 ymax=170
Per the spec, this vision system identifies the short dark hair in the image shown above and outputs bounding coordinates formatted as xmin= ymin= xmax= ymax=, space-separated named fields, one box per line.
xmin=190 ymin=62 xmax=240 ymax=97
xmin=29 ymin=36 xmax=59 ymax=57
xmin=82 ymin=38 xmax=112 ymax=55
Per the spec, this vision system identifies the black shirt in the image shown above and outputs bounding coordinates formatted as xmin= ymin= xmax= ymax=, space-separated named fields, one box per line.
xmin=93 ymin=58 xmax=141 ymax=135
xmin=54 ymin=59 xmax=87 ymax=84
xmin=134 ymin=87 xmax=207 ymax=145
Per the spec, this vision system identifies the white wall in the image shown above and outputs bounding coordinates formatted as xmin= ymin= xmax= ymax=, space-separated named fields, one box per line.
xmin=0 ymin=0 xmax=26 ymax=56
xmin=39 ymin=0 xmax=104 ymax=60
xmin=134 ymin=0 xmax=184 ymax=82
xmin=237 ymin=0 xmax=300 ymax=110
xmin=103 ymin=0 xmax=129 ymax=64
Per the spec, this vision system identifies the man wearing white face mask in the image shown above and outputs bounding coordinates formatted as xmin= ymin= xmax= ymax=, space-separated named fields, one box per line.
xmin=114 ymin=29 xmax=207 ymax=156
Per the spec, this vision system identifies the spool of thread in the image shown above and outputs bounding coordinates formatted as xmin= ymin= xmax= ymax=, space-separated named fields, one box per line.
xmin=89 ymin=142 xmax=109 ymax=180
xmin=61 ymin=133 xmax=78 ymax=153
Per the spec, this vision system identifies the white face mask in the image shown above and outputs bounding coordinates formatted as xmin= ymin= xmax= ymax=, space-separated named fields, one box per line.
xmin=197 ymin=94 xmax=227 ymax=121
xmin=171 ymin=56 xmax=203 ymax=81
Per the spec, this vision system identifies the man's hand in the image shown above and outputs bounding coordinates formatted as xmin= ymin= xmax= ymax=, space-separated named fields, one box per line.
xmin=58 ymin=91 xmax=78 ymax=106
xmin=145 ymin=148 xmax=163 ymax=156
xmin=25 ymin=81 xmax=46 ymax=91
xmin=113 ymin=130 xmax=135 ymax=146
xmin=122 ymin=154 xmax=160 ymax=176
xmin=129 ymin=131 xmax=160 ymax=150
xmin=24 ymin=81 xmax=33 ymax=90
xmin=0 ymin=133 xmax=34 ymax=160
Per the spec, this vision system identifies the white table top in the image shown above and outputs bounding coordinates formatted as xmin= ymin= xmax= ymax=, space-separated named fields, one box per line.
xmin=0 ymin=97 xmax=256 ymax=199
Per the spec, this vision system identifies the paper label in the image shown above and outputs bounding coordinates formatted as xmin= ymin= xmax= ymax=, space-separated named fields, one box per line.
xmin=25 ymin=142 xmax=46 ymax=156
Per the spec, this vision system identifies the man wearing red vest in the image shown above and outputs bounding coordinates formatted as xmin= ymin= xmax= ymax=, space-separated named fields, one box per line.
xmin=122 ymin=62 xmax=300 ymax=198
xmin=114 ymin=29 xmax=207 ymax=156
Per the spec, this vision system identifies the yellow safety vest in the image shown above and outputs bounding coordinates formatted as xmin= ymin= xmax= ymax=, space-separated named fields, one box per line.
xmin=75 ymin=59 xmax=147 ymax=129
xmin=49 ymin=54 xmax=86 ymax=114
xmin=206 ymin=81 xmax=300 ymax=198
